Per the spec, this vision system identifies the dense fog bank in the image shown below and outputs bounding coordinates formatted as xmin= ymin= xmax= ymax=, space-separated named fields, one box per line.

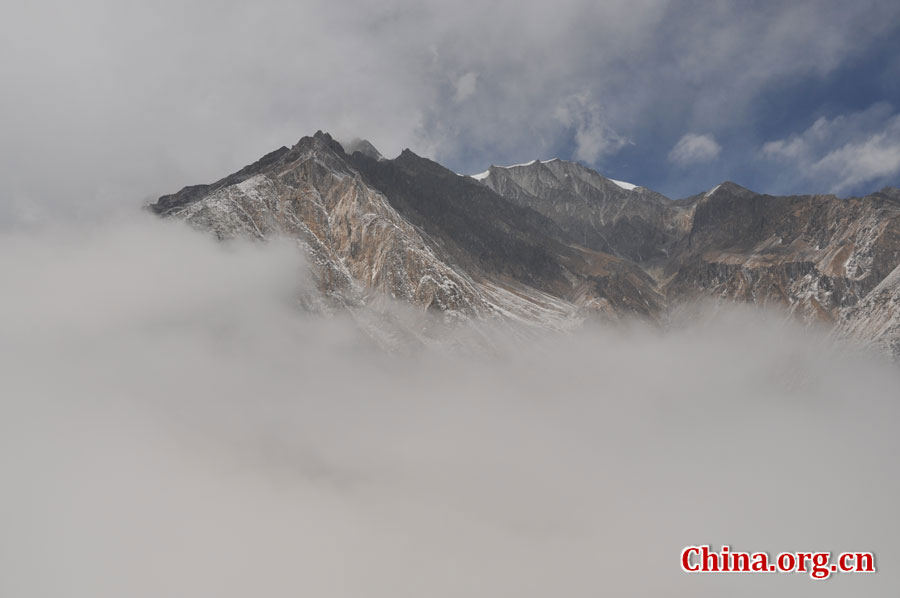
xmin=2 ymin=216 xmax=898 ymax=597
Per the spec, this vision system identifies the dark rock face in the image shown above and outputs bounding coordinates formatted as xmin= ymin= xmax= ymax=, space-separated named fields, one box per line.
xmin=351 ymin=150 xmax=575 ymax=289
xmin=475 ymin=159 xmax=685 ymax=263
xmin=349 ymin=150 xmax=665 ymax=319
xmin=148 ymin=131 xmax=900 ymax=355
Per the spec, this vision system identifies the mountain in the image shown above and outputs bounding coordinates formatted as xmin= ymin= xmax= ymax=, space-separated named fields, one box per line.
xmin=151 ymin=133 xmax=489 ymax=329
xmin=149 ymin=132 xmax=663 ymax=347
xmin=662 ymin=183 xmax=900 ymax=325
xmin=346 ymin=147 xmax=664 ymax=320
xmin=473 ymin=158 xmax=685 ymax=263
xmin=149 ymin=132 xmax=900 ymax=357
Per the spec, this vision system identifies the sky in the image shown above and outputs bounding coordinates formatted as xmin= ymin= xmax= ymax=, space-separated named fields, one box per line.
xmin=2 ymin=0 xmax=900 ymax=223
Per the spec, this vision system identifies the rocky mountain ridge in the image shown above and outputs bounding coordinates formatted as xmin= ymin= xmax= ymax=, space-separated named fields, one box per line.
xmin=149 ymin=131 xmax=900 ymax=357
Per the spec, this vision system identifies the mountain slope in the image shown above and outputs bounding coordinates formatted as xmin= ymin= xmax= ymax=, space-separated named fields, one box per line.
xmin=474 ymin=158 xmax=687 ymax=263
xmin=839 ymin=263 xmax=900 ymax=359
xmin=663 ymin=183 xmax=900 ymax=323
xmin=151 ymin=133 xmax=489 ymax=322
xmin=348 ymin=149 xmax=664 ymax=319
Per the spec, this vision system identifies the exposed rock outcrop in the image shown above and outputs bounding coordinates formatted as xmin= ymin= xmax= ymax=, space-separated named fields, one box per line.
xmin=663 ymin=183 xmax=900 ymax=325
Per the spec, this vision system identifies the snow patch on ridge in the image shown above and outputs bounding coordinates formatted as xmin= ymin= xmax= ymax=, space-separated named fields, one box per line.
xmin=609 ymin=178 xmax=638 ymax=191
xmin=507 ymin=159 xmax=541 ymax=168
xmin=469 ymin=159 xmax=560 ymax=180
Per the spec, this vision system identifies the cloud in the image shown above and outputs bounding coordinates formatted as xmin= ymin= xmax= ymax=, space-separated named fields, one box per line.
xmin=2 ymin=215 xmax=900 ymax=596
xmin=668 ymin=133 xmax=722 ymax=165
xmin=554 ymin=92 xmax=631 ymax=163
xmin=814 ymin=135 xmax=900 ymax=193
xmin=761 ymin=103 xmax=900 ymax=194
xmin=453 ymin=72 xmax=478 ymax=102
xmin=3 ymin=0 xmax=899 ymax=219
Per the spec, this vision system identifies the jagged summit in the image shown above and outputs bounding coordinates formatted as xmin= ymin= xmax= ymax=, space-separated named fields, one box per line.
xmin=707 ymin=180 xmax=752 ymax=196
xmin=304 ymin=130 xmax=345 ymax=154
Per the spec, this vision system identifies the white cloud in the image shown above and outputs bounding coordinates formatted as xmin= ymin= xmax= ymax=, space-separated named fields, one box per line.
xmin=453 ymin=72 xmax=478 ymax=102
xmin=3 ymin=215 xmax=900 ymax=596
xmin=554 ymin=92 xmax=630 ymax=163
xmin=761 ymin=103 xmax=900 ymax=194
xmin=813 ymin=132 xmax=900 ymax=193
xmin=668 ymin=133 xmax=722 ymax=165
